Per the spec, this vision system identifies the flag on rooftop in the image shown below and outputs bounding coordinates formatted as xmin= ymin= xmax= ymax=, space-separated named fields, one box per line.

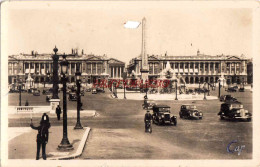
xmin=124 ymin=21 xmax=141 ymax=29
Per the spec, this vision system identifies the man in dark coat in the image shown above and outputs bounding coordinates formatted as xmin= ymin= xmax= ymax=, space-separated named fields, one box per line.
xmin=144 ymin=110 xmax=152 ymax=132
xmin=30 ymin=113 xmax=51 ymax=160
xmin=56 ymin=105 xmax=61 ymax=120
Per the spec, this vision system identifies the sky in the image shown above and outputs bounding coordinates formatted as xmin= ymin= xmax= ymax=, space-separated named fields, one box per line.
xmin=4 ymin=1 xmax=253 ymax=64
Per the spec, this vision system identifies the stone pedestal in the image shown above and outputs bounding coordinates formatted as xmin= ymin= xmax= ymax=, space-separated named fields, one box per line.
xmin=49 ymin=99 xmax=60 ymax=114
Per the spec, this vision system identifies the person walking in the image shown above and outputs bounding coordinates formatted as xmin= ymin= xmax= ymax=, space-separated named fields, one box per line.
xmin=30 ymin=113 xmax=51 ymax=160
xmin=56 ymin=105 xmax=61 ymax=120
xmin=25 ymin=100 xmax=29 ymax=106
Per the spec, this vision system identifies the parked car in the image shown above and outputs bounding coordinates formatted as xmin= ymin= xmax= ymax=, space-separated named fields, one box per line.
xmin=239 ymin=88 xmax=245 ymax=92
xmin=33 ymin=90 xmax=41 ymax=96
xmin=220 ymin=95 xmax=238 ymax=102
xmin=46 ymin=95 xmax=52 ymax=102
xmin=152 ymin=105 xmax=177 ymax=126
xmin=42 ymin=89 xmax=51 ymax=95
xmin=218 ymin=101 xmax=252 ymax=121
xmin=226 ymin=87 xmax=237 ymax=92
xmin=86 ymin=88 xmax=92 ymax=92
xmin=179 ymin=104 xmax=203 ymax=119
xmin=92 ymin=88 xmax=97 ymax=94
xmin=80 ymin=90 xmax=85 ymax=96
xmin=97 ymin=88 xmax=105 ymax=93
xmin=68 ymin=92 xmax=77 ymax=101
xmin=142 ymin=100 xmax=156 ymax=110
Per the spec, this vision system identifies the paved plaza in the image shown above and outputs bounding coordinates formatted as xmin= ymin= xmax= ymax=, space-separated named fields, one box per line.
xmin=8 ymin=86 xmax=252 ymax=159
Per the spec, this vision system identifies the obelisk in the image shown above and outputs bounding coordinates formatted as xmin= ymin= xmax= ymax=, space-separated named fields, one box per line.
xmin=140 ymin=17 xmax=149 ymax=83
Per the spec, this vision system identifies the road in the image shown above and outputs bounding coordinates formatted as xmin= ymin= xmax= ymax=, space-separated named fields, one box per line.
xmin=8 ymin=87 xmax=252 ymax=159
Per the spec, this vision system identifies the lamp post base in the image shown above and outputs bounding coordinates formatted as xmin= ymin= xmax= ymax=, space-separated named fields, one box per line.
xmin=58 ymin=139 xmax=74 ymax=150
xmin=74 ymin=122 xmax=83 ymax=129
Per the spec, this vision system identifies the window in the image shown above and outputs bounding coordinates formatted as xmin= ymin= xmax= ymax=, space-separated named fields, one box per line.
xmin=92 ymin=63 xmax=96 ymax=74
xmin=149 ymin=63 xmax=153 ymax=74
xmin=175 ymin=63 xmax=178 ymax=69
xmin=154 ymin=63 xmax=159 ymax=74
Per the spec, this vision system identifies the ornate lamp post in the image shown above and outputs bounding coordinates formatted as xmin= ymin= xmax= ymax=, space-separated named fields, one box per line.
xmin=203 ymin=83 xmax=207 ymax=100
xmin=19 ymin=78 xmax=22 ymax=106
xmin=58 ymin=54 xmax=73 ymax=150
xmin=74 ymin=70 xmax=83 ymax=129
xmin=207 ymin=82 xmax=210 ymax=96
xmin=218 ymin=79 xmax=221 ymax=98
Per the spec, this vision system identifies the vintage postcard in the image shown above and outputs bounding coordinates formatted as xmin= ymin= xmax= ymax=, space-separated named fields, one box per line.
xmin=1 ymin=0 xmax=260 ymax=167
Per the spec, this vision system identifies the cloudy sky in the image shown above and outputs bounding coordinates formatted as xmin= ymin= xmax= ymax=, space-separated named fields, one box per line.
xmin=3 ymin=1 xmax=253 ymax=64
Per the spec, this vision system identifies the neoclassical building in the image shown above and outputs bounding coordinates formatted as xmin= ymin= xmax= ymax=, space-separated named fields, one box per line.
xmin=127 ymin=51 xmax=249 ymax=85
xmin=8 ymin=50 xmax=125 ymax=85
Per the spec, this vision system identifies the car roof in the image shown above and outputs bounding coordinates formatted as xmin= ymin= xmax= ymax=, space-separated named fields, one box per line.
xmin=223 ymin=101 xmax=241 ymax=105
xmin=153 ymin=105 xmax=170 ymax=108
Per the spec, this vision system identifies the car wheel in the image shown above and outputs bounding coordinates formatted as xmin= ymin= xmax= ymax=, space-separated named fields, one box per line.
xmin=199 ymin=117 xmax=202 ymax=120
xmin=220 ymin=116 xmax=224 ymax=120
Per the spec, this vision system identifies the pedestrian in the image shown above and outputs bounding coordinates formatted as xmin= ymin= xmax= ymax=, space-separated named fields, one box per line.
xmin=30 ymin=113 xmax=51 ymax=160
xmin=25 ymin=100 xmax=29 ymax=106
xmin=56 ymin=105 xmax=61 ymax=120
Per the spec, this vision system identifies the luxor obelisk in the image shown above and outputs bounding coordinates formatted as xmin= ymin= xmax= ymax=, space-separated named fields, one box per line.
xmin=140 ymin=17 xmax=149 ymax=82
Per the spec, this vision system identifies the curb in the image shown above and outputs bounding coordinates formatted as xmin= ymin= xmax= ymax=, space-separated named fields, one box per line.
xmin=49 ymin=127 xmax=91 ymax=160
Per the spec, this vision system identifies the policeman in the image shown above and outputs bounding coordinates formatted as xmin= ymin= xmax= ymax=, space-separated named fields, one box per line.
xmin=56 ymin=105 xmax=61 ymax=120
xmin=30 ymin=113 xmax=51 ymax=160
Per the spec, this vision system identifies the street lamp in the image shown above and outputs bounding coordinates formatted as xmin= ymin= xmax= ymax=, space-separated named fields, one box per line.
xmin=52 ymin=46 xmax=59 ymax=99
xmin=74 ymin=70 xmax=83 ymax=129
xmin=218 ymin=79 xmax=221 ymax=98
xmin=58 ymin=54 xmax=73 ymax=150
xmin=203 ymin=83 xmax=207 ymax=100
xmin=207 ymin=82 xmax=210 ymax=96
xmin=198 ymin=81 xmax=201 ymax=94
xmin=19 ymin=78 xmax=22 ymax=106
xmin=175 ymin=81 xmax=178 ymax=100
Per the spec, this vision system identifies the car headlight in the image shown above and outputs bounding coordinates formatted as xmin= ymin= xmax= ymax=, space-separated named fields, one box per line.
xmin=161 ymin=115 xmax=165 ymax=118
xmin=236 ymin=111 xmax=240 ymax=113
xmin=199 ymin=113 xmax=202 ymax=115
xmin=245 ymin=110 xmax=248 ymax=113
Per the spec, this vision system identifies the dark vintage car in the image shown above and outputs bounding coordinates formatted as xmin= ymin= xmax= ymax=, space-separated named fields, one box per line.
xmin=220 ymin=95 xmax=238 ymax=102
xmin=218 ymin=101 xmax=252 ymax=121
xmin=42 ymin=89 xmax=51 ymax=95
xmin=46 ymin=95 xmax=52 ymax=102
xmin=179 ymin=104 xmax=203 ymax=119
xmin=68 ymin=92 xmax=77 ymax=101
xmin=226 ymin=87 xmax=237 ymax=92
xmin=239 ymin=88 xmax=245 ymax=92
xmin=194 ymin=88 xmax=209 ymax=93
xmin=152 ymin=105 xmax=177 ymax=126
xmin=142 ymin=100 xmax=156 ymax=110
xmin=96 ymin=88 xmax=105 ymax=93
xmin=33 ymin=90 xmax=41 ymax=96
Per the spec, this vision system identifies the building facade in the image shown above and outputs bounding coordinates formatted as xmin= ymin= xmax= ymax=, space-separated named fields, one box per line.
xmin=8 ymin=51 xmax=125 ymax=85
xmin=127 ymin=51 xmax=249 ymax=85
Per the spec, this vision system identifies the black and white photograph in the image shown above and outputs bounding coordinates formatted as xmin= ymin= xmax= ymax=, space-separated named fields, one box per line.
xmin=1 ymin=1 xmax=260 ymax=167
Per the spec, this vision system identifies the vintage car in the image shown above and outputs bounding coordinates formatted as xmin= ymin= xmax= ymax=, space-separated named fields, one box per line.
xmin=86 ymin=88 xmax=92 ymax=92
xmin=33 ymin=90 xmax=41 ymax=96
xmin=46 ymin=95 xmax=52 ymax=102
xmin=42 ymin=89 xmax=51 ymax=95
xmin=152 ymin=105 xmax=177 ymax=126
xmin=219 ymin=95 xmax=238 ymax=102
xmin=239 ymin=88 xmax=245 ymax=92
xmin=218 ymin=101 xmax=252 ymax=121
xmin=179 ymin=104 xmax=203 ymax=119
xmin=226 ymin=87 xmax=237 ymax=92
xmin=96 ymin=88 xmax=105 ymax=93
xmin=92 ymin=88 xmax=97 ymax=94
xmin=142 ymin=100 xmax=156 ymax=110
xmin=68 ymin=92 xmax=77 ymax=101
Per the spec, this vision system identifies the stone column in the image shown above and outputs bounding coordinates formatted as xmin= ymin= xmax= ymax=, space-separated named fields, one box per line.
xmin=229 ymin=63 xmax=231 ymax=74
xmin=234 ymin=63 xmax=237 ymax=74
xmin=153 ymin=63 xmax=155 ymax=75
xmin=112 ymin=67 xmax=114 ymax=78
xmin=11 ymin=63 xmax=14 ymax=75
xmin=39 ymin=63 xmax=41 ymax=74
xmin=193 ymin=62 xmax=195 ymax=73
xmin=203 ymin=62 xmax=205 ymax=74
xmin=96 ymin=63 xmax=97 ymax=74
xmin=188 ymin=62 xmax=190 ymax=74
xmin=91 ymin=63 xmax=93 ymax=74
xmin=213 ymin=63 xmax=215 ymax=74
xmin=240 ymin=62 xmax=242 ymax=74
xmin=44 ymin=63 xmax=46 ymax=74
xmin=75 ymin=63 xmax=77 ymax=73
xmin=120 ymin=67 xmax=122 ymax=78
xmin=198 ymin=62 xmax=200 ymax=74
xmin=173 ymin=63 xmax=175 ymax=70
xmin=178 ymin=62 xmax=180 ymax=74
